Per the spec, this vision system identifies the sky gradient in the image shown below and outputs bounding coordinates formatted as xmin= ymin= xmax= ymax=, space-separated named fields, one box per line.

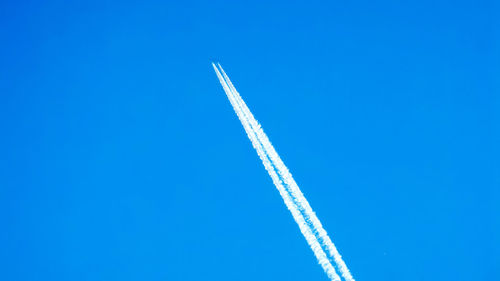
xmin=1 ymin=1 xmax=498 ymax=281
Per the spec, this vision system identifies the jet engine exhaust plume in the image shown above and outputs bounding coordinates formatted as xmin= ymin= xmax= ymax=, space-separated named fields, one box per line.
xmin=213 ymin=63 xmax=355 ymax=281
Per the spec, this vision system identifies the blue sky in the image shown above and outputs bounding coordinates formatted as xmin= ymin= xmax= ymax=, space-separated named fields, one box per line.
xmin=0 ymin=1 xmax=498 ymax=280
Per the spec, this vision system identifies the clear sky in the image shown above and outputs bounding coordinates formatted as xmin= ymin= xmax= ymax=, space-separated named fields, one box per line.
xmin=1 ymin=1 xmax=498 ymax=280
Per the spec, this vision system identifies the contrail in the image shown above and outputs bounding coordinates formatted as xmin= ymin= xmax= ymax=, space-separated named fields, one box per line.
xmin=212 ymin=63 xmax=355 ymax=281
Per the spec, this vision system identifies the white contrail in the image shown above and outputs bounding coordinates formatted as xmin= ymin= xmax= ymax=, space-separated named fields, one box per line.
xmin=217 ymin=63 xmax=354 ymax=281
xmin=213 ymin=63 xmax=355 ymax=281
xmin=213 ymin=64 xmax=340 ymax=281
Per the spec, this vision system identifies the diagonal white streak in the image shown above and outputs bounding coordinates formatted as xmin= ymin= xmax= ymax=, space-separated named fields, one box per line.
xmin=213 ymin=64 xmax=340 ymax=281
xmin=213 ymin=63 xmax=355 ymax=281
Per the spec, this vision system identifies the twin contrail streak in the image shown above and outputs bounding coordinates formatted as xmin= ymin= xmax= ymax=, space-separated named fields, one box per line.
xmin=212 ymin=63 xmax=355 ymax=281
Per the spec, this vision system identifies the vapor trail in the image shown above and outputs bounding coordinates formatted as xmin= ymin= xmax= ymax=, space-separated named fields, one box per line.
xmin=213 ymin=63 xmax=355 ymax=281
